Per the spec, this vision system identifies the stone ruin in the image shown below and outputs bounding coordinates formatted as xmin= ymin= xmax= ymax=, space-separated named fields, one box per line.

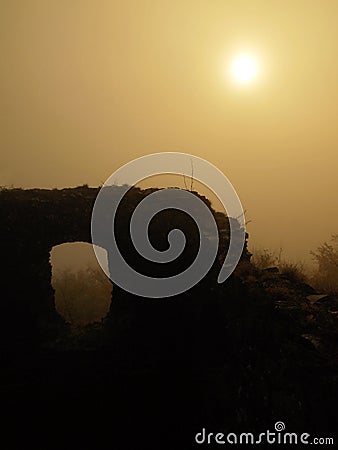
xmin=0 ymin=185 xmax=250 ymax=345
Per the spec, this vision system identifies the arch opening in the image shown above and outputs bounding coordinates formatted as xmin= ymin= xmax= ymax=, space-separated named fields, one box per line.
xmin=50 ymin=242 xmax=111 ymax=327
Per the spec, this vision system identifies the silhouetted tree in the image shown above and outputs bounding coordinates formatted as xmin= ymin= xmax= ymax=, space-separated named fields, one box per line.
xmin=311 ymin=234 xmax=338 ymax=294
xmin=52 ymin=266 xmax=112 ymax=325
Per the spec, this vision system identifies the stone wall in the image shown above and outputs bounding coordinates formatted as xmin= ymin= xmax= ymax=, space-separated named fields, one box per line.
xmin=0 ymin=185 xmax=249 ymax=344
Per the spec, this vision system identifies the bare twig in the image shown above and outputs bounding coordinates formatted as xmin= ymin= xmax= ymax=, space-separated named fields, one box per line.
xmin=190 ymin=159 xmax=194 ymax=191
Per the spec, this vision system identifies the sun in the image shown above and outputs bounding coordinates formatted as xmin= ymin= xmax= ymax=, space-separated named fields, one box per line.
xmin=230 ymin=53 xmax=259 ymax=85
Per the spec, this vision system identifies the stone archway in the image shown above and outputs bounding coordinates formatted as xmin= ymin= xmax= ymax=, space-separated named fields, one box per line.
xmin=0 ymin=186 xmax=100 ymax=343
xmin=0 ymin=185 xmax=249 ymax=345
xmin=0 ymin=185 xmax=166 ymax=342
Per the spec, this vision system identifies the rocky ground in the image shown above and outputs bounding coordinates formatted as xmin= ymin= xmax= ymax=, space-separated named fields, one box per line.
xmin=2 ymin=266 xmax=337 ymax=450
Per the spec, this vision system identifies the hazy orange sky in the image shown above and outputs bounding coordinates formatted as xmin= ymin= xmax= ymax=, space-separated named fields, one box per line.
xmin=1 ymin=1 xmax=338 ymax=264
